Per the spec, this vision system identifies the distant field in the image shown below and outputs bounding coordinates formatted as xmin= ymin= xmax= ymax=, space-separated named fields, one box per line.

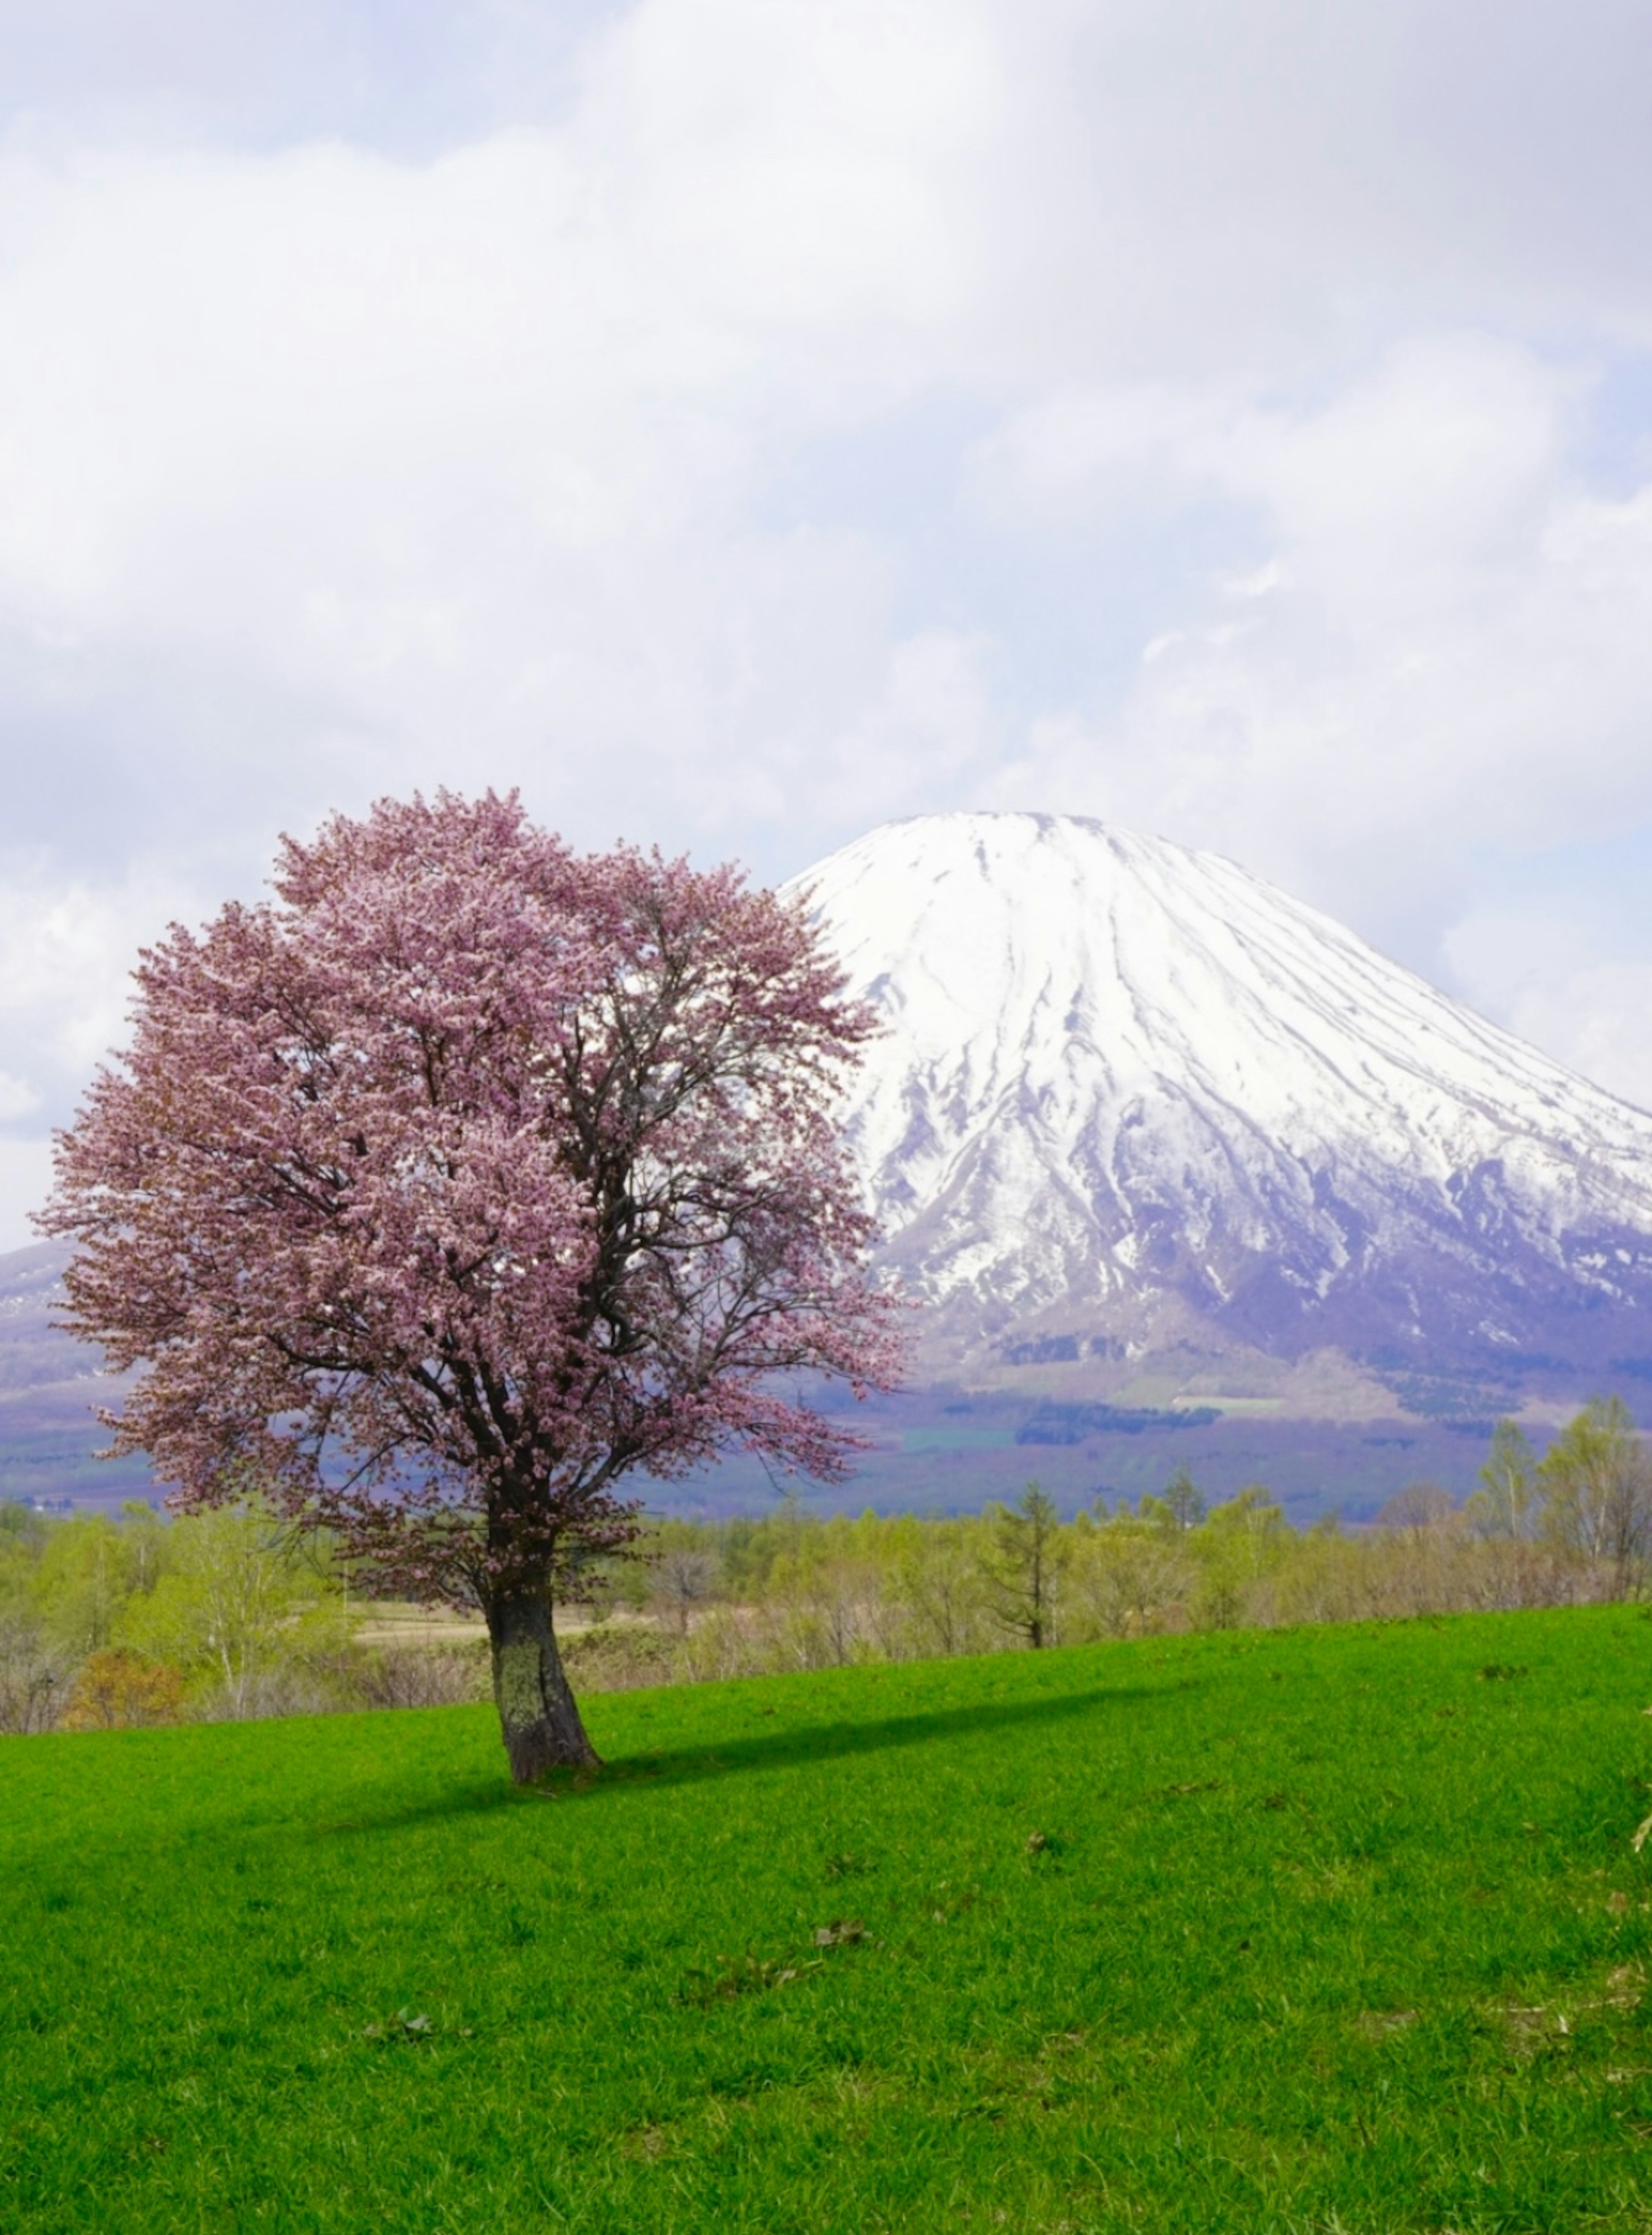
xmin=653 ymin=1393 xmax=1563 ymax=1523
xmin=350 ymin=1602 xmax=489 ymax=1648
xmin=4 ymin=1609 xmax=1652 ymax=2232
xmin=7 ymin=1396 xmax=1525 ymax=1522
xmin=10 ymin=1343 xmax=1603 ymax=1522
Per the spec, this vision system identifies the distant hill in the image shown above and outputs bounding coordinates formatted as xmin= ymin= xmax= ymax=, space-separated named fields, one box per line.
xmin=0 ymin=1242 xmax=151 ymax=1507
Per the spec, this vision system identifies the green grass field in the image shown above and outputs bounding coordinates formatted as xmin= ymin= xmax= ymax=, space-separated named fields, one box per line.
xmin=4 ymin=1609 xmax=1652 ymax=2233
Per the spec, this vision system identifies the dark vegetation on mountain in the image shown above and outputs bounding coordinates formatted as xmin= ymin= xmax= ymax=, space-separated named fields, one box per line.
xmin=1016 ymin=1399 xmax=1223 ymax=1441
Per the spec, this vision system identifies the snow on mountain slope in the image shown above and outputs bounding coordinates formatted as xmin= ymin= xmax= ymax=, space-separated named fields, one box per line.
xmin=785 ymin=813 xmax=1652 ymax=1372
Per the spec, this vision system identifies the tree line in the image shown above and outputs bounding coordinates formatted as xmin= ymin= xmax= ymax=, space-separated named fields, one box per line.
xmin=564 ymin=1394 xmax=1652 ymax=1687
xmin=4 ymin=1396 xmax=1646 ymax=1732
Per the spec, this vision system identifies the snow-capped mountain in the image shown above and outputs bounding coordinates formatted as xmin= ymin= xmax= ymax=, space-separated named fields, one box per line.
xmin=786 ymin=813 xmax=1652 ymax=1380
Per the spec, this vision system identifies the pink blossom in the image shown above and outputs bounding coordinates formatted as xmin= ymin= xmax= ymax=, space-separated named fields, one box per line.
xmin=43 ymin=790 xmax=906 ymax=1618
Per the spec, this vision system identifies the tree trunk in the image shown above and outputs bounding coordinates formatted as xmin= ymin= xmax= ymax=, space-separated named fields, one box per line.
xmin=485 ymin=1588 xmax=599 ymax=1783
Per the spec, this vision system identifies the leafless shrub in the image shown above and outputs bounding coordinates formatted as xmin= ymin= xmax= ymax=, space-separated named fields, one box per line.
xmin=561 ymin=1622 xmax=672 ymax=1692
xmin=649 ymin=1548 xmax=720 ymax=1636
xmin=190 ymin=1660 xmax=362 ymax=1722
xmin=355 ymin=1643 xmax=491 ymax=1709
xmin=0 ymin=1614 xmax=68 ymax=1734
xmin=1067 ymin=1525 xmax=1193 ymax=1639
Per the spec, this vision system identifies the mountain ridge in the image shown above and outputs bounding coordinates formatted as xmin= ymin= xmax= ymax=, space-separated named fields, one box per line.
xmin=785 ymin=811 xmax=1652 ymax=1391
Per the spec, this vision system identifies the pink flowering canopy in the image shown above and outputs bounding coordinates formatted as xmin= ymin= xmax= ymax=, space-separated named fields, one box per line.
xmin=46 ymin=792 xmax=904 ymax=1605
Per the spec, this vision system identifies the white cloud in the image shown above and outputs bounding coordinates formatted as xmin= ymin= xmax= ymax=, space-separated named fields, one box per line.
xmin=1446 ymin=909 xmax=1652 ymax=1113
xmin=0 ymin=857 xmax=193 ymax=1107
xmin=0 ymin=0 xmax=1651 ymax=1118
xmin=0 ymin=1073 xmax=40 ymax=1121
xmin=980 ymin=336 xmax=1652 ymax=946
xmin=0 ymin=1137 xmax=54 ymax=1255
xmin=0 ymin=31 xmax=1001 ymax=877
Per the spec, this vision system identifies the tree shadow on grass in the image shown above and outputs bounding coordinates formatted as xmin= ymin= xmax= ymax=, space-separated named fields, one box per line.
xmin=318 ymin=1677 xmax=1178 ymax=1838
xmin=593 ymin=1681 xmax=1171 ymax=1793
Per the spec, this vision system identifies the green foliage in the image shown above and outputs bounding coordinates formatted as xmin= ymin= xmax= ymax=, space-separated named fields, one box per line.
xmin=60 ymin=1649 xmax=186 ymax=1731
xmin=1538 ymin=1395 xmax=1652 ymax=1585
xmin=116 ymin=1505 xmax=352 ymax=1717
xmin=0 ymin=1498 xmax=48 ymax=1545
xmin=1159 ymin=1462 xmax=1208 ymax=1532
xmin=894 ymin=1515 xmax=992 ymax=1656
xmin=1187 ymin=1487 xmax=1289 ymax=1629
xmin=1066 ymin=1507 xmax=1193 ymax=1637
xmin=1468 ymin=1417 xmax=1539 ymax=1539
xmin=978 ymin=1483 xmax=1067 ymax=1648
xmin=3 ymin=1609 xmax=1652 ymax=2230
xmin=31 ymin=1514 xmax=143 ymax=1656
xmin=570 ymin=1413 xmax=1652 ymax=1686
xmin=1 ymin=1499 xmax=357 ymax=1727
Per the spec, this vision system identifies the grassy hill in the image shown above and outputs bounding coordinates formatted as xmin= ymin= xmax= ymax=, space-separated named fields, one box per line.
xmin=4 ymin=1609 xmax=1652 ymax=2232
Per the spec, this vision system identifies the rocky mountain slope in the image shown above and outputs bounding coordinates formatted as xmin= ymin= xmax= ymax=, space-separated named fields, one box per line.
xmin=786 ymin=813 xmax=1652 ymax=1396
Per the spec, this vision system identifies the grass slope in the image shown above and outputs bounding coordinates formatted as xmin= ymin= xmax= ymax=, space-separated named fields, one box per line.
xmin=4 ymin=1609 xmax=1652 ymax=2233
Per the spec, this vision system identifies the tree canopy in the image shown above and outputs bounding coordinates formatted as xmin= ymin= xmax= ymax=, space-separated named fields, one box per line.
xmin=44 ymin=791 xmax=903 ymax=1776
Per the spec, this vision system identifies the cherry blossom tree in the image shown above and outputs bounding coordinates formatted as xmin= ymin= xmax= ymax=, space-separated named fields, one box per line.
xmin=43 ymin=792 xmax=902 ymax=1780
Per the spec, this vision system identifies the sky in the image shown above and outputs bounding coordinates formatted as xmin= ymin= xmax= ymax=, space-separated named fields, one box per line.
xmin=2 ymin=0 xmax=1651 ymax=1248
